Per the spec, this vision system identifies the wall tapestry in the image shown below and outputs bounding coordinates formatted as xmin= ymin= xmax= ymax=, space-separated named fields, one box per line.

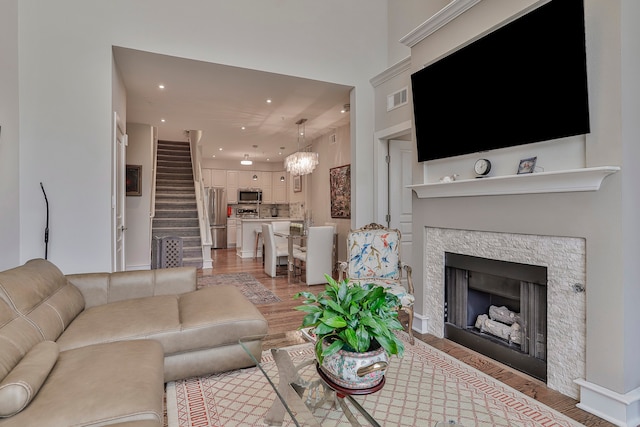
xmin=329 ymin=164 xmax=350 ymax=218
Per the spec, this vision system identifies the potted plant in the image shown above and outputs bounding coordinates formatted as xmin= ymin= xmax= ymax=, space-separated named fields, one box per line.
xmin=294 ymin=275 xmax=405 ymax=389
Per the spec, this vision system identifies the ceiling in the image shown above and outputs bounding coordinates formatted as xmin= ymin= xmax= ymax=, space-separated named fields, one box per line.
xmin=113 ymin=47 xmax=353 ymax=164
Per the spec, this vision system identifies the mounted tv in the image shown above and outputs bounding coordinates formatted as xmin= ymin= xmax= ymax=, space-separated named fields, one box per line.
xmin=411 ymin=0 xmax=590 ymax=162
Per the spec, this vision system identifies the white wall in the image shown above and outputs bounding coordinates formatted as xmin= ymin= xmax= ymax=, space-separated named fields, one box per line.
xmin=386 ymin=0 xmax=449 ymax=66
xmin=308 ymin=123 xmax=351 ymax=261
xmin=125 ymin=123 xmax=154 ymax=270
xmin=0 ymin=0 xmax=20 ymax=270
xmin=14 ymin=0 xmax=388 ymax=273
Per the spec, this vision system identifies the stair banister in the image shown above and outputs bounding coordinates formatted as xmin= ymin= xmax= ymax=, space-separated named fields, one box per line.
xmin=189 ymin=131 xmax=213 ymax=269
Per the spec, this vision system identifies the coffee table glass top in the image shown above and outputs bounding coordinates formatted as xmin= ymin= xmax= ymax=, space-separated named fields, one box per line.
xmin=239 ymin=336 xmax=507 ymax=426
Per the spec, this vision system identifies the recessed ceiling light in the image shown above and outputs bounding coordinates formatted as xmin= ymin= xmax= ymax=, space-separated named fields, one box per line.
xmin=266 ymin=99 xmax=272 ymax=104
xmin=212 ymin=155 xmax=216 ymax=158
xmin=241 ymin=126 xmax=246 ymax=130
xmin=219 ymin=147 xmax=223 ymax=151
xmin=160 ymin=119 xmax=166 ymax=123
xmin=158 ymin=84 xmax=165 ymax=89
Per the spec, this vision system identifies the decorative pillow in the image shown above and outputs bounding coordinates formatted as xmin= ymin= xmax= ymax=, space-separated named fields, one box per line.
xmin=0 ymin=341 xmax=59 ymax=417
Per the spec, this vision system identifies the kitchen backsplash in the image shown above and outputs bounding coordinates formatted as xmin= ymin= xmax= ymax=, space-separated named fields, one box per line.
xmin=258 ymin=204 xmax=291 ymax=218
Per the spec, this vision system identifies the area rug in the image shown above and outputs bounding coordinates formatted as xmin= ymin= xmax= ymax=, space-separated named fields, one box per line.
xmin=166 ymin=332 xmax=583 ymax=427
xmin=197 ymin=273 xmax=281 ymax=305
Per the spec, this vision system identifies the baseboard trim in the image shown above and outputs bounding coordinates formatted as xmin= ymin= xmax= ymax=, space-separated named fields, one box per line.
xmin=575 ymin=378 xmax=640 ymax=427
xmin=126 ymin=263 xmax=150 ymax=271
xmin=412 ymin=312 xmax=429 ymax=334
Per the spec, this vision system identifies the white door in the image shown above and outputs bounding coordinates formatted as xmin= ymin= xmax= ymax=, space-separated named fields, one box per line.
xmin=388 ymin=139 xmax=413 ymax=268
xmin=113 ymin=112 xmax=127 ymax=271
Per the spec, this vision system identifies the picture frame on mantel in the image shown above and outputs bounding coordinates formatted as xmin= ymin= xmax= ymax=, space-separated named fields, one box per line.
xmin=517 ymin=157 xmax=537 ymax=174
xmin=330 ymin=164 xmax=351 ymax=219
xmin=126 ymin=165 xmax=142 ymax=196
xmin=293 ymin=175 xmax=302 ymax=192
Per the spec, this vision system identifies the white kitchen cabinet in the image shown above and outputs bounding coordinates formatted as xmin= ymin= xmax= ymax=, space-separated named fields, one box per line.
xmin=261 ymin=171 xmax=272 ymax=203
xmin=227 ymin=218 xmax=237 ymax=247
xmin=211 ymin=169 xmax=227 ymax=187
xmin=227 ymin=171 xmax=239 ymax=203
xmin=272 ymin=172 xmax=288 ymax=203
xmin=238 ymin=170 xmax=260 ymax=188
xmin=201 ymin=169 xmax=212 ymax=187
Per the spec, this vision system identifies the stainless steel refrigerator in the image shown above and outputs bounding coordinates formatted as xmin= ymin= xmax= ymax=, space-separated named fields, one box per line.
xmin=207 ymin=187 xmax=227 ymax=249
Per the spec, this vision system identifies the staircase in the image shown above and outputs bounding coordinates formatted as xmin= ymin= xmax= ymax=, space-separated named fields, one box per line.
xmin=152 ymin=140 xmax=203 ymax=268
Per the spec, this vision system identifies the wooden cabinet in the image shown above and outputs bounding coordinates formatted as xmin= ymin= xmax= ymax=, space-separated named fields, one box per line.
xmin=211 ymin=169 xmax=227 ymax=187
xmin=261 ymin=171 xmax=272 ymax=203
xmin=205 ymin=169 xmax=287 ymax=204
xmin=227 ymin=171 xmax=239 ymax=203
xmin=201 ymin=169 xmax=212 ymax=187
xmin=272 ymin=172 xmax=288 ymax=203
xmin=227 ymin=218 xmax=237 ymax=247
xmin=238 ymin=171 xmax=261 ymax=188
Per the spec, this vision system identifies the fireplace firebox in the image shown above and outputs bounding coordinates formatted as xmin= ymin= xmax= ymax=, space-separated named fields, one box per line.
xmin=444 ymin=252 xmax=547 ymax=381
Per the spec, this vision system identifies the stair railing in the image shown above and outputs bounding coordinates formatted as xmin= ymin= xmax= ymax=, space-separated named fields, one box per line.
xmin=189 ymin=132 xmax=213 ymax=269
xmin=150 ymin=134 xmax=158 ymax=225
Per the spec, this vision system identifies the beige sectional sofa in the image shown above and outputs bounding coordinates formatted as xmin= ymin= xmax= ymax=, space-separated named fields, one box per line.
xmin=0 ymin=258 xmax=268 ymax=426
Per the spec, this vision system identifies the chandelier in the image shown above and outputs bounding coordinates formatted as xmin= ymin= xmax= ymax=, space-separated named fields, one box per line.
xmin=285 ymin=118 xmax=318 ymax=176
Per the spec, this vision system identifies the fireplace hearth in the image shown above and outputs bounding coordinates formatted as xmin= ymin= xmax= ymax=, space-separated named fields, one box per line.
xmin=444 ymin=252 xmax=547 ymax=381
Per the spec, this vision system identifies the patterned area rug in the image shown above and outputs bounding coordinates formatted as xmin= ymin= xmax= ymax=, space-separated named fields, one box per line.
xmin=166 ymin=332 xmax=583 ymax=427
xmin=197 ymin=273 xmax=281 ymax=305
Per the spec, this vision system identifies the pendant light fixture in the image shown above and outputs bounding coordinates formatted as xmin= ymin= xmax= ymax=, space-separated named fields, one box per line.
xmin=240 ymin=154 xmax=252 ymax=166
xmin=284 ymin=118 xmax=319 ymax=176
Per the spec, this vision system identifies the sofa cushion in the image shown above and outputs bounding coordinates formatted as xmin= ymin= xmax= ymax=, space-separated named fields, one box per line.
xmin=0 ymin=299 xmax=44 ymax=383
xmin=0 ymin=259 xmax=84 ymax=341
xmin=55 ymin=295 xmax=180 ymax=352
xmin=0 ymin=340 xmax=164 ymax=427
xmin=174 ymin=285 xmax=269 ymax=350
xmin=56 ymin=286 xmax=268 ymax=357
xmin=0 ymin=341 xmax=59 ymax=417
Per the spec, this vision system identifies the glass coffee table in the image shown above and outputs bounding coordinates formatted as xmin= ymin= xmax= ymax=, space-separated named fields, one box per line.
xmin=239 ymin=337 xmax=481 ymax=427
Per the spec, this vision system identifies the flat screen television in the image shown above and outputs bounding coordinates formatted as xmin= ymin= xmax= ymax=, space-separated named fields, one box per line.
xmin=411 ymin=0 xmax=590 ymax=162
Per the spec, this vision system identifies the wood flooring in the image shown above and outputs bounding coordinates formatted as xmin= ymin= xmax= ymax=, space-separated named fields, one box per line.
xmin=202 ymin=248 xmax=614 ymax=426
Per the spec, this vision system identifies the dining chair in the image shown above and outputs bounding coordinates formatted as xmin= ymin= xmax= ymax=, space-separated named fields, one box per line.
xmin=271 ymin=221 xmax=291 ymax=248
xmin=338 ymin=223 xmax=415 ymax=344
xmin=262 ymin=223 xmax=289 ymax=278
xmin=293 ymin=226 xmax=335 ymax=285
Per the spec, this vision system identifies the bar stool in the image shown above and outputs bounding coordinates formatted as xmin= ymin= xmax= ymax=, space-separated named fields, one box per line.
xmin=254 ymin=230 xmax=262 ymax=260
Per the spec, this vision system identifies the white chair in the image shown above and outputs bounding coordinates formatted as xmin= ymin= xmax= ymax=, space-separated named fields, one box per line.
xmin=271 ymin=221 xmax=291 ymax=248
xmin=293 ymin=226 xmax=335 ymax=285
xmin=262 ymin=223 xmax=289 ymax=277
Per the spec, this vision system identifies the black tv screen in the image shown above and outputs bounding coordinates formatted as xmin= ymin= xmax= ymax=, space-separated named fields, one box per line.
xmin=411 ymin=0 xmax=590 ymax=162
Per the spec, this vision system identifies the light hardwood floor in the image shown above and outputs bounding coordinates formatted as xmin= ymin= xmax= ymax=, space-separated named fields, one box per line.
xmin=203 ymin=248 xmax=613 ymax=426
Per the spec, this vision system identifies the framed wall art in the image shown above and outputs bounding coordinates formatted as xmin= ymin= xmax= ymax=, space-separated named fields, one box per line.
xmin=126 ymin=165 xmax=142 ymax=196
xmin=329 ymin=164 xmax=351 ymax=218
xmin=293 ymin=175 xmax=302 ymax=192
xmin=517 ymin=157 xmax=537 ymax=174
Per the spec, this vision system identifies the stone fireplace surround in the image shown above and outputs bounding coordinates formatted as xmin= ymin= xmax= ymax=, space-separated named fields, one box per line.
xmin=424 ymin=227 xmax=586 ymax=399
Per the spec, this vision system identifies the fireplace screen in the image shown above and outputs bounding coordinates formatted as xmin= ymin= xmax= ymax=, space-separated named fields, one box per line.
xmin=444 ymin=252 xmax=547 ymax=381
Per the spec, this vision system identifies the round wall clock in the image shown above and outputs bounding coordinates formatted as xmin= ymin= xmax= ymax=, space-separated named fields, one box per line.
xmin=474 ymin=158 xmax=491 ymax=176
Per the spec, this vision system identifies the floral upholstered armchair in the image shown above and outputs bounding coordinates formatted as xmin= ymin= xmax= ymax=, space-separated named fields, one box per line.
xmin=338 ymin=223 xmax=415 ymax=344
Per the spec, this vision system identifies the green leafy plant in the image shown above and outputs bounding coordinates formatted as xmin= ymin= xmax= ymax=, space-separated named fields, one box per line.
xmin=294 ymin=275 xmax=405 ymax=364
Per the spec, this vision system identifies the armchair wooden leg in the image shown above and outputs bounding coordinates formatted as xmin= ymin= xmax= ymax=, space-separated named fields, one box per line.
xmin=402 ymin=306 xmax=415 ymax=345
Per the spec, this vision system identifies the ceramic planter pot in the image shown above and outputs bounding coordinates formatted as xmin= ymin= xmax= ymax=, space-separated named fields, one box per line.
xmin=319 ymin=338 xmax=389 ymax=389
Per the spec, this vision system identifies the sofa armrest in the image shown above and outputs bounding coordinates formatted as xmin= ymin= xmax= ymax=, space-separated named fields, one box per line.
xmin=66 ymin=267 xmax=197 ymax=308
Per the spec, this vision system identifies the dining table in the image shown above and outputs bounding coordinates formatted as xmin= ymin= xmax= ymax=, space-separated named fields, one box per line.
xmin=273 ymin=230 xmax=305 ymax=283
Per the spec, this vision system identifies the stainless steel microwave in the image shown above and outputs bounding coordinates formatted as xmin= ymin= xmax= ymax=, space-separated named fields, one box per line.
xmin=238 ymin=189 xmax=262 ymax=203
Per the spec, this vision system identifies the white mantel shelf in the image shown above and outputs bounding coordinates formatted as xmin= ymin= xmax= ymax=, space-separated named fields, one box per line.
xmin=408 ymin=166 xmax=620 ymax=198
